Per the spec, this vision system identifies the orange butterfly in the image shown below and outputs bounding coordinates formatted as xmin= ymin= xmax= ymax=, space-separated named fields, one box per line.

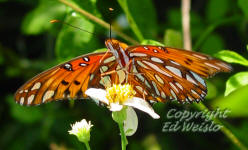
xmin=14 ymin=39 xmax=232 ymax=105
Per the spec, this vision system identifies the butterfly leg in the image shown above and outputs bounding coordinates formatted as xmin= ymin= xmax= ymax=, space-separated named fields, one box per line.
xmin=100 ymin=69 xmax=120 ymax=77
xmin=142 ymin=90 xmax=146 ymax=100
xmin=125 ymin=58 xmax=145 ymax=81
xmin=99 ymin=49 xmax=111 ymax=64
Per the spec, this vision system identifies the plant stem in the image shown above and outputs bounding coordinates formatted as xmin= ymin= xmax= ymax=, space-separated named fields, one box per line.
xmin=58 ymin=0 xmax=139 ymax=45
xmin=118 ymin=122 xmax=128 ymax=150
xmin=84 ymin=142 xmax=91 ymax=150
xmin=194 ymin=103 xmax=247 ymax=150
xmin=181 ymin=0 xmax=192 ymax=50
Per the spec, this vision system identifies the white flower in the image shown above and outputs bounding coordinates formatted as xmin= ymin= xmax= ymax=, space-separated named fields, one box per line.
xmin=85 ymin=84 xmax=160 ymax=119
xmin=68 ymin=119 xmax=93 ymax=143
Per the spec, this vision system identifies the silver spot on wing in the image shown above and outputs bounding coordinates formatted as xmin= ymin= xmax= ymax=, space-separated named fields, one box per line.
xmin=204 ymin=62 xmax=221 ymax=70
xmin=155 ymin=74 xmax=164 ymax=84
xmin=42 ymin=90 xmax=54 ymax=103
xmin=20 ymin=97 xmax=25 ymax=105
xmin=27 ymin=94 xmax=35 ymax=105
xmin=169 ymin=82 xmax=179 ymax=93
xmin=170 ymin=89 xmax=177 ymax=100
xmin=151 ymin=57 xmax=164 ymax=63
xmin=165 ymin=66 xmax=182 ymax=78
xmin=137 ymin=60 xmax=149 ymax=69
xmin=100 ymin=66 xmax=108 ymax=73
xmin=190 ymin=71 xmax=206 ymax=87
xmin=192 ymin=54 xmax=208 ymax=60
xmin=161 ymin=91 xmax=166 ymax=99
xmin=152 ymin=81 xmax=160 ymax=96
xmin=130 ymin=53 xmax=147 ymax=57
xmin=170 ymin=60 xmax=180 ymax=66
xmin=103 ymin=56 xmax=115 ymax=64
xmin=31 ymin=82 xmax=41 ymax=91
xmin=186 ymin=74 xmax=198 ymax=85
xmin=175 ymin=82 xmax=183 ymax=90
xmin=143 ymin=61 xmax=172 ymax=77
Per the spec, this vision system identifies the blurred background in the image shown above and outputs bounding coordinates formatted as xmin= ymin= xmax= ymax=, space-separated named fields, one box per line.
xmin=1 ymin=0 xmax=248 ymax=149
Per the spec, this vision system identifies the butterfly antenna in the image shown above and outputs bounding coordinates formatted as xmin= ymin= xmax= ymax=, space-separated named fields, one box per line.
xmin=108 ymin=8 xmax=114 ymax=41
xmin=50 ymin=20 xmax=97 ymax=36
xmin=110 ymin=22 xmax=112 ymax=40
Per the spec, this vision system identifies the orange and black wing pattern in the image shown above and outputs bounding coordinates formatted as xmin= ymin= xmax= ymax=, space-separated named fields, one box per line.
xmin=127 ymin=46 xmax=232 ymax=103
xmin=14 ymin=52 xmax=118 ymax=106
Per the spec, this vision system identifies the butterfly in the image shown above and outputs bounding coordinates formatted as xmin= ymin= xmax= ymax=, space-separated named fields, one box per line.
xmin=14 ymin=38 xmax=232 ymax=105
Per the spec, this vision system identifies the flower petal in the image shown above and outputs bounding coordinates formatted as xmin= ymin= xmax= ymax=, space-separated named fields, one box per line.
xmin=124 ymin=107 xmax=138 ymax=136
xmin=85 ymin=88 xmax=109 ymax=104
xmin=109 ymin=103 xmax=123 ymax=111
xmin=124 ymin=97 xmax=160 ymax=119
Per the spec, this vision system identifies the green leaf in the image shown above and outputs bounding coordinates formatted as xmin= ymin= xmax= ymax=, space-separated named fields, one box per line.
xmin=205 ymin=81 xmax=218 ymax=99
xmin=72 ymin=0 xmax=101 ymax=18
xmin=215 ymin=50 xmax=248 ymax=66
xmin=21 ymin=0 xmax=66 ymax=35
xmin=211 ymin=85 xmax=248 ymax=117
xmin=163 ymin=29 xmax=183 ymax=48
xmin=93 ymin=48 xmax=108 ymax=53
xmin=206 ymin=0 xmax=230 ymax=22
xmin=225 ymin=72 xmax=248 ymax=96
xmin=117 ymin=0 xmax=157 ymax=41
xmin=55 ymin=10 xmax=100 ymax=60
xmin=141 ymin=39 xmax=164 ymax=46
xmin=6 ymin=95 xmax=43 ymax=124
xmin=166 ymin=9 xmax=181 ymax=29
xmin=238 ymin=0 xmax=248 ymax=18
xmin=200 ymin=33 xmax=225 ymax=55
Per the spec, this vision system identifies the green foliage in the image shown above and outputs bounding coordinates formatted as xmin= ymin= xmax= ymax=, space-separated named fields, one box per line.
xmin=21 ymin=0 xmax=66 ymax=35
xmin=206 ymin=0 xmax=230 ymax=22
xmin=93 ymin=48 xmax=108 ymax=53
xmin=238 ymin=0 xmax=248 ymax=18
xmin=55 ymin=0 xmax=102 ymax=60
xmin=117 ymin=0 xmax=157 ymax=41
xmin=6 ymin=95 xmax=43 ymax=124
xmin=212 ymin=85 xmax=248 ymax=117
xmin=205 ymin=81 xmax=218 ymax=99
xmin=55 ymin=10 xmax=98 ymax=59
xmin=141 ymin=39 xmax=164 ymax=46
xmin=164 ymin=29 xmax=183 ymax=48
xmin=215 ymin=50 xmax=248 ymax=66
xmin=200 ymin=34 xmax=225 ymax=55
xmin=225 ymin=72 xmax=248 ymax=96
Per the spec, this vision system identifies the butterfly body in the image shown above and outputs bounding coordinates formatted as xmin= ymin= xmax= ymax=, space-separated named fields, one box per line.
xmin=15 ymin=39 xmax=232 ymax=105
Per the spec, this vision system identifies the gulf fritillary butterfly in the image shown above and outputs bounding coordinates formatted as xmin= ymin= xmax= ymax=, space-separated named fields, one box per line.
xmin=14 ymin=39 xmax=232 ymax=105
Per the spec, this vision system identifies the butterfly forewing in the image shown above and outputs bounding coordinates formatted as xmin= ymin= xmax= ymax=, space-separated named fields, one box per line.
xmin=15 ymin=52 xmax=116 ymax=105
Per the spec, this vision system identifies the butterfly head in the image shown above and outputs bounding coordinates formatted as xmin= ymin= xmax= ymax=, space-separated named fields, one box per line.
xmin=105 ymin=39 xmax=130 ymax=67
xmin=105 ymin=39 xmax=128 ymax=52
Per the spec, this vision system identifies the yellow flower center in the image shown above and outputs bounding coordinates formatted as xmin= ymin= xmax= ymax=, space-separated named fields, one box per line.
xmin=106 ymin=84 xmax=136 ymax=104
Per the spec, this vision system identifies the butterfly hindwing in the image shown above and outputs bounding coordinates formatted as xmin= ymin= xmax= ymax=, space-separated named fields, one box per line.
xmin=127 ymin=46 xmax=231 ymax=103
